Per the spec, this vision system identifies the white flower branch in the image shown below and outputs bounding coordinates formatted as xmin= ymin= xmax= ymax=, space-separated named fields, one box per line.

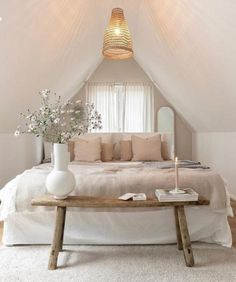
xmin=15 ymin=89 xmax=102 ymax=143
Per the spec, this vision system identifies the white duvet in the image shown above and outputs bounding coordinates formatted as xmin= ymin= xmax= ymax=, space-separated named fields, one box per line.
xmin=0 ymin=161 xmax=232 ymax=220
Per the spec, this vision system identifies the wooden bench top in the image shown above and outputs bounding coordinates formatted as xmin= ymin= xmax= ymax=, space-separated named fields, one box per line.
xmin=31 ymin=195 xmax=209 ymax=208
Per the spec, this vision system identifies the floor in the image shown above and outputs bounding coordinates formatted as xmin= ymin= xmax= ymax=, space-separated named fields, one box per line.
xmin=0 ymin=201 xmax=235 ymax=247
xmin=1 ymin=244 xmax=236 ymax=281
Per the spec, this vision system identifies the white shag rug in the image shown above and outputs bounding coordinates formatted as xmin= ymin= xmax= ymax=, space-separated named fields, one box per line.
xmin=0 ymin=244 xmax=236 ymax=282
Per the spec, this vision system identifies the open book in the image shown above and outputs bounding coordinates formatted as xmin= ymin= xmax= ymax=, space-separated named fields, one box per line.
xmin=118 ymin=193 xmax=147 ymax=201
xmin=155 ymin=188 xmax=198 ymax=202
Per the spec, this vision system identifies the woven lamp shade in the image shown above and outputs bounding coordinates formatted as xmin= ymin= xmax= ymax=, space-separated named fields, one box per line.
xmin=103 ymin=8 xmax=133 ymax=60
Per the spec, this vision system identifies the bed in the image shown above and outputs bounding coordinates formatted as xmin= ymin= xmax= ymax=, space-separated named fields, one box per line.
xmin=0 ymin=133 xmax=233 ymax=247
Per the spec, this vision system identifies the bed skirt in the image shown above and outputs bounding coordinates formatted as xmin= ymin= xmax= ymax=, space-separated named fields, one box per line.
xmin=3 ymin=206 xmax=232 ymax=247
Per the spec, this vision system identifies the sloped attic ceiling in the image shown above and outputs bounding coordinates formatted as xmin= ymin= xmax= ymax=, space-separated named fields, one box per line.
xmin=0 ymin=0 xmax=236 ymax=133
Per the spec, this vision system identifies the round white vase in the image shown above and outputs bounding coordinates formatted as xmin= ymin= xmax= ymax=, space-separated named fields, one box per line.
xmin=46 ymin=143 xmax=75 ymax=199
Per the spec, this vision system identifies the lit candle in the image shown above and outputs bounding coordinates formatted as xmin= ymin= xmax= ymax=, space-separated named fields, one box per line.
xmin=175 ymin=157 xmax=179 ymax=189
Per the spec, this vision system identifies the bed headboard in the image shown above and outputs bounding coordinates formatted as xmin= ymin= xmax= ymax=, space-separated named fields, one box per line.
xmin=79 ymin=132 xmax=175 ymax=160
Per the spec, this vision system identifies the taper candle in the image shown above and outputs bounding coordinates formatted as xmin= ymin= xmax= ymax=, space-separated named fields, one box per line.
xmin=175 ymin=157 xmax=179 ymax=188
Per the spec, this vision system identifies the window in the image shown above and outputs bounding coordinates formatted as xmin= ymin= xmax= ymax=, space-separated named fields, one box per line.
xmin=86 ymin=82 xmax=154 ymax=132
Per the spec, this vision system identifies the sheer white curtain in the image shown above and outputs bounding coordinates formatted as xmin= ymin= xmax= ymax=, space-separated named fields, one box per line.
xmin=86 ymin=82 xmax=154 ymax=132
xmin=124 ymin=83 xmax=154 ymax=132
xmin=86 ymin=83 xmax=119 ymax=132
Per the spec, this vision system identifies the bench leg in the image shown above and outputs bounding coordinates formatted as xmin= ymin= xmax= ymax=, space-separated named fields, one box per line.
xmin=59 ymin=207 xmax=66 ymax=252
xmin=176 ymin=206 xmax=194 ymax=267
xmin=48 ymin=207 xmax=66 ymax=270
xmin=174 ymin=206 xmax=183 ymax=250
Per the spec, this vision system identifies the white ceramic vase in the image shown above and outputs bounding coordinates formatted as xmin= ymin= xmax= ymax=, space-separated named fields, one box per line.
xmin=46 ymin=143 xmax=75 ymax=199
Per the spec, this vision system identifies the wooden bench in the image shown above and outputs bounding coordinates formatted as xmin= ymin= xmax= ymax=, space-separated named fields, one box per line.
xmin=31 ymin=195 xmax=209 ymax=270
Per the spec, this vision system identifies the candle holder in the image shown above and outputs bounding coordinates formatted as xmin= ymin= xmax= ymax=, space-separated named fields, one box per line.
xmin=169 ymin=187 xmax=186 ymax=194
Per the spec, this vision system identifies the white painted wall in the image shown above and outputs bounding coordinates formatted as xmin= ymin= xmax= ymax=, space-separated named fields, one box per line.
xmin=0 ymin=134 xmax=43 ymax=188
xmin=192 ymin=132 xmax=236 ymax=198
xmin=158 ymin=107 xmax=174 ymax=133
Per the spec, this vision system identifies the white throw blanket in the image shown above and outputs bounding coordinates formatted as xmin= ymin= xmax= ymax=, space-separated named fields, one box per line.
xmin=0 ymin=161 xmax=231 ymax=220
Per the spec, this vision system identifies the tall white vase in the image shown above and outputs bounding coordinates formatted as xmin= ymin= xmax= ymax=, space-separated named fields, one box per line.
xmin=46 ymin=143 xmax=75 ymax=199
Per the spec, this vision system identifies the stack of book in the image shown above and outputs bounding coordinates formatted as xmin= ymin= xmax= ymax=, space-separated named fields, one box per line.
xmin=155 ymin=188 xmax=198 ymax=202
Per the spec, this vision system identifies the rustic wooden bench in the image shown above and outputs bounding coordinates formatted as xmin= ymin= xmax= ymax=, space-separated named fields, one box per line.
xmin=31 ymin=195 xmax=209 ymax=270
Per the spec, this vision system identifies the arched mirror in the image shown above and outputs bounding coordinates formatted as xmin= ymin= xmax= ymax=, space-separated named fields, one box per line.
xmin=157 ymin=106 xmax=175 ymax=159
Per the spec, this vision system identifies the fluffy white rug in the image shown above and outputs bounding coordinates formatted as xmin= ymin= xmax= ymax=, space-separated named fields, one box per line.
xmin=0 ymin=244 xmax=236 ymax=282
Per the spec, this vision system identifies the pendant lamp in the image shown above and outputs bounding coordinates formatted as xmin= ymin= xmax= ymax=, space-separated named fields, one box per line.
xmin=102 ymin=8 xmax=133 ymax=60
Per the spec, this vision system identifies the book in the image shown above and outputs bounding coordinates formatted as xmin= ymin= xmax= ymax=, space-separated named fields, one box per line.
xmin=155 ymin=188 xmax=198 ymax=202
xmin=132 ymin=193 xmax=147 ymax=201
xmin=118 ymin=193 xmax=147 ymax=201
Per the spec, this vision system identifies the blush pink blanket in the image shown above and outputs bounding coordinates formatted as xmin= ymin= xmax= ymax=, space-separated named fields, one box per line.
xmin=0 ymin=162 xmax=230 ymax=220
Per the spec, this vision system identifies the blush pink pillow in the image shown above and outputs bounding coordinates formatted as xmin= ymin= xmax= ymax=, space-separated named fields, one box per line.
xmin=161 ymin=141 xmax=170 ymax=160
xmin=101 ymin=143 xmax=114 ymax=162
xmin=74 ymin=137 xmax=101 ymax=162
xmin=131 ymin=135 xmax=163 ymax=161
xmin=120 ymin=140 xmax=132 ymax=161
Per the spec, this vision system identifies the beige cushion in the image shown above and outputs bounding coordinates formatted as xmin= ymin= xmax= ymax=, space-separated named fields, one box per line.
xmin=74 ymin=137 xmax=101 ymax=162
xmin=122 ymin=133 xmax=159 ymax=141
xmin=161 ymin=141 xmax=170 ymax=160
xmin=113 ymin=143 xmax=121 ymax=160
xmin=131 ymin=135 xmax=163 ymax=161
xmin=120 ymin=140 xmax=132 ymax=161
xmin=72 ymin=133 xmax=112 ymax=144
xmin=101 ymin=143 xmax=114 ymax=162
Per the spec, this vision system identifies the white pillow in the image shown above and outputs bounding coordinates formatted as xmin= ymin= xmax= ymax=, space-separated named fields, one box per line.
xmin=43 ymin=141 xmax=52 ymax=162
xmin=74 ymin=137 xmax=101 ymax=162
xmin=131 ymin=135 xmax=163 ymax=161
xmin=43 ymin=141 xmax=74 ymax=162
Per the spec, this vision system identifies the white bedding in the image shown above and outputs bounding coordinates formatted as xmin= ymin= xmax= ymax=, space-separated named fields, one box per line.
xmin=0 ymin=161 xmax=233 ymax=246
xmin=0 ymin=161 xmax=231 ymax=218
xmin=3 ymin=208 xmax=232 ymax=247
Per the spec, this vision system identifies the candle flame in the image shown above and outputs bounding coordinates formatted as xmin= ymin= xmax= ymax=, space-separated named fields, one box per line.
xmin=175 ymin=157 xmax=178 ymax=162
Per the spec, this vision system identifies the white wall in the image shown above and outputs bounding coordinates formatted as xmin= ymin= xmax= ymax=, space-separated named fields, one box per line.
xmin=74 ymin=58 xmax=193 ymax=159
xmin=192 ymin=132 xmax=236 ymax=198
xmin=0 ymin=134 xmax=43 ymax=188
xmin=176 ymin=115 xmax=193 ymax=160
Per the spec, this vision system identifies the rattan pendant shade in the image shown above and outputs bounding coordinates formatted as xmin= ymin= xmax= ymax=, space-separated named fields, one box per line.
xmin=103 ymin=8 xmax=133 ymax=60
